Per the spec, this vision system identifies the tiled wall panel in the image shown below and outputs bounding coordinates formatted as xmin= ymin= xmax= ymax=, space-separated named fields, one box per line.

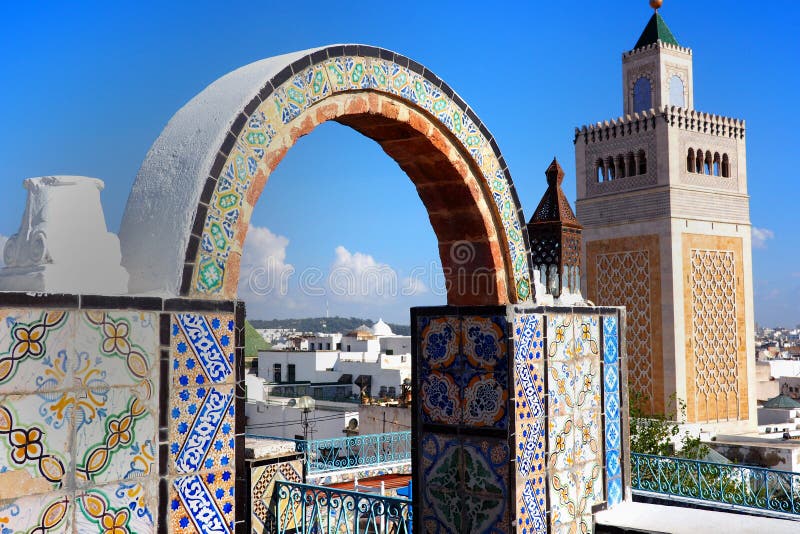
xmin=0 ymin=308 xmax=158 ymax=533
xmin=414 ymin=309 xmax=511 ymax=534
xmin=0 ymin=296 xmax=244 ymax=534
xmin=166 ymin=312 xmax=238 ymax=534
xmin=414 ymin=305 xmax=625 ymax=534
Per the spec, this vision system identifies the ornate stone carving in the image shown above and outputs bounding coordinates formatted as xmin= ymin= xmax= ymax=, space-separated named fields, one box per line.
xmin=688 ymin=249 xmax=740 ymax=422
xmin=0 ymin=176 xmax=129 ymax=294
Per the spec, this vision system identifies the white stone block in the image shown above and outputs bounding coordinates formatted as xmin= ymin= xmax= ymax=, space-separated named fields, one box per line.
xmin=0 ymin=176 xmax=129 ymax=294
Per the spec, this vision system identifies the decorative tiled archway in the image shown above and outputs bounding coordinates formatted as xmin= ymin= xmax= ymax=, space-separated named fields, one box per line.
xmin=120 ymin=45 xmax=532 ymax=305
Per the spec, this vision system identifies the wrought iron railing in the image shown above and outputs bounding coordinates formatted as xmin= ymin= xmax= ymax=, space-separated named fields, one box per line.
xmin=274 ymin=481 xmax=412 ymax=534
xmin=304 ymin=431 xmax=412 ymax=474
xmin=631 ymin=452 xmax=800 ymax=516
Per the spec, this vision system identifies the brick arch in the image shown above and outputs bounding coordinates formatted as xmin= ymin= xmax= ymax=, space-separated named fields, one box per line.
xmin=120 ymin=45 xmax=531 ymax=305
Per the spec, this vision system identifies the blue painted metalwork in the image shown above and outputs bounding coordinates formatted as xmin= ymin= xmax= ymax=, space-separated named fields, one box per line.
xmin=274 ymin=481 xmax=412 ymax=534
xmin=631 ymin=453 xmax=800 ymax=516
xmin=305 ymin=431 xmax=412 ymax=474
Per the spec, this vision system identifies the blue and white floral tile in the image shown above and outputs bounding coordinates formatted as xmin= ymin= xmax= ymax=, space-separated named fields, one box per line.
xmin=461 ymin=371 xmax=507 ymax=428
xmin=75 ymin=311 xmax=158 ymax=388
xmin=418 ymin=316 xmax=460 ymax=372
xmin=0 ymin=309 xmax=72 ymax=395
xmin=171 ymin=313 xmax=236 ymax=388
xmin=420 ymin=371 xmax=461 ymax=426
xmin=462 ymin=316 xmax=507 ymax=372
xmin=602 ymin=315 xmax=619 ymax=366
xmin=546 ymin=314 xmax=573 ymax=361
xmin=169 ymin=384 xmax=235 ymax=475
xmin=74 ymin=386 xmax=156 ymax=487
xmin=0 ymin=491 xmax=72 ymax=533
xmin=0 ymin=392 xmax=71 ymax=496
xmin=170 ymin=469 xmax=235 ymax=534
xmin=607 ymin=475 xmax=623 ymax=507
xmin=75 ymin=481 xmax=156 ymax=533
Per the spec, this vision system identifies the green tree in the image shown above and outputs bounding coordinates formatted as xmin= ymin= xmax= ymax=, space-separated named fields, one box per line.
xmin=629 ymin=391 xmax=708 ymax=459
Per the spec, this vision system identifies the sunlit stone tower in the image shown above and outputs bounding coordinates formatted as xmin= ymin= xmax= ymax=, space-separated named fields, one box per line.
xmin=575 ymin=3 xmax=756 ymax=433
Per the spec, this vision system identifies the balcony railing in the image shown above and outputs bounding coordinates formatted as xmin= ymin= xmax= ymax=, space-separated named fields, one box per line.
xmin=304 ymin=431 xmax=412 ymax=474
xmin=247 ymin=431 xmax=413 ymax=474
xmin=631 ymin=452 xmax=800 ymax=516
xmin=274 ymin=481 xmax=412 ymax=534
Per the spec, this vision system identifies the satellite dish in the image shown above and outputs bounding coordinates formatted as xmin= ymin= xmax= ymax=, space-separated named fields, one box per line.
xmin=347 ymin=418 xmax=359 ymax=430
xmin=297 ymin=395 xmax=316 ymax=412
xmin=287 ymin=398 xmax=297 ymax=407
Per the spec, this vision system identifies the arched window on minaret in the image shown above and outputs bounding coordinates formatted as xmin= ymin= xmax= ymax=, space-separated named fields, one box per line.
xmin=607 ymin=157 xmax=616 ymax=180
xmin=669 ymin=75 xmax=685 ymax=107
xmin=617 ymin=155 xmax=626 ymax=178
xmin=637 ymin=150 xmax=647 ymax=174
xmin=722 ymin=154 xmax=731 ymax=177
xmin=633 ymin=77 xmax=652 ymax=113
xmin=687 ymin=148 xmax=695 ymax=172
xmin=704 ymin=151 xmax=713 ymax=175
xmin=596 ymin=159 xmax=605 ymax=182
xmin=713 ymin=152 xmax=721 ymax=176
xmin=696 ymin=150 xmax=704 ymax=174
xmin=627 ymin=152 xmax=636 ymax=176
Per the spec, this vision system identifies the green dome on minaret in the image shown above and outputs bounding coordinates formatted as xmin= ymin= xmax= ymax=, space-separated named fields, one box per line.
xmin=633 ymin=12 xmax=679 ymax=50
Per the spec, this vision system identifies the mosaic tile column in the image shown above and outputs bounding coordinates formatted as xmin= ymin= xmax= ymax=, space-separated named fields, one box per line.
xmin=162 ymin=303 xmax=246 ymax=534
xmin=413 ymin=305 xmax=627 ymax=534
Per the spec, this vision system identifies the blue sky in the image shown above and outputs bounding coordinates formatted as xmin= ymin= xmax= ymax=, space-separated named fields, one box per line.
xmin=0 ymin=1 xmax=797 ymax=325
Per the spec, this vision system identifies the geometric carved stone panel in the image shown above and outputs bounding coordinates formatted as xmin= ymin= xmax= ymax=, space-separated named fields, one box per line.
xmin=586 ymin=235 xmax=663 ymax=413
xmin=683 ymin=234 xmax=747 ymax=423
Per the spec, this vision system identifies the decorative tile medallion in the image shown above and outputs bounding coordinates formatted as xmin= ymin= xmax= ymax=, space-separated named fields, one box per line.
xmin=0 ymin=393 xmax=70 ymax=494
xmin=420 ymin=433 xmax=509 ymax=534
xmin=461 ymin=316 xmax=508 ymax=429
xmin=0 ymin=310 xmax=71 ymax=394
xmin=420 ymin=371 xmax=461 ymax=426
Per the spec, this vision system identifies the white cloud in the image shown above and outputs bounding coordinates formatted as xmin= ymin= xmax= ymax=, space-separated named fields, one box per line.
xmin=328 ymin=246 xmax=398 ymax=301
xmin=0 ymin=234 xmax=7 ymax=268
xmin=238 ymin=225 xmax=295 ymax=298
xmin=401 ymin=276 xmax=428 ymax=296
xmin=752 ymin=227 xmax=774 ymax=249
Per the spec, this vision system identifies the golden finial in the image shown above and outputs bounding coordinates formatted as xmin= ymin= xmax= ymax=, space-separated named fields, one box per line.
xmin=650 ymin=0 xmax=663 ymax=11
